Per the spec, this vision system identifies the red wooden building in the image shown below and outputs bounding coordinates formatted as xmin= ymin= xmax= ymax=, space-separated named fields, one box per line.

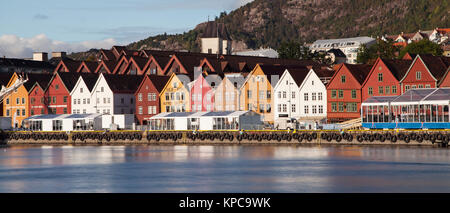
xmin=28 ymin=81 xmax=48 ymax=116
xmin=326 ymin=63 xmax=372 ymax=123
xmin=361 ymin=58 xmax=412 ymax=102
xmin=134 ymin=75 xmax=170 ymax=125
xmin=400 ymin=54 xmax=450 ymax=93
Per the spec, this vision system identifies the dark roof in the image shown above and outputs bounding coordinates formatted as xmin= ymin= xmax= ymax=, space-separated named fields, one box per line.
xmin=152 ymin=55 xmax=171 ymax=68
xmin=419 ymin=54 xmax=450 ymax=80
xmin=82 ymin=61 xmax=99 ymax=73
xmin=59 ymin=59 xmax=82 ymax=73
xmin=130 ymin=56 xmax=148 ymax=70
xmin=286 ymin=67 xmax=310 ymax=86
xmin=24 ymin=73 xmax=52 ymax=91
xmin=0 ymin=72 xmax=13 ymax=87
xmin=148 ymin=75 xmax=171 ymax=93
xmin=201 ymin=21 xmax=231 ymax=40
xmin=327 ymin=49 xmax=346 ymax=57
xmin=258 ymin=65 xmax=308 ymax=85
xmin=99 ymin=49 xmax=116 ymax=61
xmin=382 ymin=59 xmax=413 ymax=81
xmin=314 ymin=67 xmax=335 ymax=78
xmin=48 ymin=57 xmax=71 ymax=66
xmin=99 ymin=60 xmax=118 ymax=73
xmin=343 ymin=64 xmax=372 ymax=85
xmin=0 ymin=57 xmax=55 ymax=70
xmin=103 ymin=74 xmax=144 ymax=93
xmin=54 ymin=72 xmax=83 ymax=92
xmin=80 ymin=73 xmax=99 ymax=92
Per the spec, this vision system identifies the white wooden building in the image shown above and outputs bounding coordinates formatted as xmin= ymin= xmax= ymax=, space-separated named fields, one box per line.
xmin=70 ymin=74 xmax=98 ymax=114
xmin=90 ymin=73 xmax=143 ymax=115
xmin=274 ymin=68 xmax=327 ymax=126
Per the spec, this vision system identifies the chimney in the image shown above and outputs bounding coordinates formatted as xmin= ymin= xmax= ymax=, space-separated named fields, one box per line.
xmin=52 ymin=52 xmax=66 ymax=58
xmin=33 ymin=52 xmax=48 ymax=61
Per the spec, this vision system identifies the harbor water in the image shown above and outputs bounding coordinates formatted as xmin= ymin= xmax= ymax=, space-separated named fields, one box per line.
xmin=1 ymin=144 xmax=450 ymax=192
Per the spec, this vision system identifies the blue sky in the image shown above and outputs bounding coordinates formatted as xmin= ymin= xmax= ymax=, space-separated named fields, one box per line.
xmin=0 ymin=0 xmax=253 ymax=58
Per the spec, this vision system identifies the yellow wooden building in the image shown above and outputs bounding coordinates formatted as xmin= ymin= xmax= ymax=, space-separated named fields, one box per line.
xmin=239 ymin=64 xmax=295 ymax=124
xmin=159 ymin=73 xmax=191 ymax=112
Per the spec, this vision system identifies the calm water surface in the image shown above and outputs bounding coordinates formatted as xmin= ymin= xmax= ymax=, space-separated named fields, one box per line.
xmin=1 ymin=144 xmax=450 ymax=193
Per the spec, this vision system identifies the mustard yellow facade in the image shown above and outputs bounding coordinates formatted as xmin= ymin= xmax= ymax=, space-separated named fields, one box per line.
xmin=240 ymin=64 xmax=274 ymax=124
xmin=160 ymin=73 xmax=191 ymax=112
xmin=3 ymin=73 xmax=29 ymax=127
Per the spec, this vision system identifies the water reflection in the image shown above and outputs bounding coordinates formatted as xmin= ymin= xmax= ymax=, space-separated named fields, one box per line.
xmin=0 ymin=144 xmax=450 ymax=192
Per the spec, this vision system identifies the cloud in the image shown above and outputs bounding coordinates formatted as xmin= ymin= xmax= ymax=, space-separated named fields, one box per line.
xmin=33 ymin=14 xmax=49 ymax=20
xmin=0 ymin=34 xmax=117 ymax=58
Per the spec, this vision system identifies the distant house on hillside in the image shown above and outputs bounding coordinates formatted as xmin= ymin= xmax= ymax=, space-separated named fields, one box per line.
xmin=310 ymin=36 xmax=376 ymax=64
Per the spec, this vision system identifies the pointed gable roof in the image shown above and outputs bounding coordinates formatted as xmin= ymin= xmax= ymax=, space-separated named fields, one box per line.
xmin=381 ymin=58 xmax=413 ymax=81
xmin=55 ymin=59 xmax=82 ymax=73
xmin=80 ymin=73 xmax=99 ymax=92
xmin=419 ymin=54 xmax=450 ymax=81
xmin=95 ymin=60 xmax=118 ymax=74
xmin=23 ymin=73 xmax=52 ymax=92
xmin=77 ymin=61 xmax=99 ymax=73
xmin=103 ymin=74 xmax=144 ymax=93
xmin=286 ymin=67 xmax=311 ymax=87
xmin=98 ymin=49 xmax=116 ymax=61
xmin=341 ymin=63 xmax=372 ymax=85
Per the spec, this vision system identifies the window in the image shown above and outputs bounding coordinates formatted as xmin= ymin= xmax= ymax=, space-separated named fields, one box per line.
xmin=425 ymin=84 xmax=431 ymax=88
xmin=259 ymin=90 xmax=265 ymax=99
xmin=378 ymin=86 xmax=384 ymax=94
xmin=304 ymin=105 xmax=309 ymax=114
xmin=55 ymin=84 xmax=59 ymax=90
xmin=103 ymin=98 xmax=106 ymax=104
xmin=378 ymin=73 xmax=383 ymax=82
xmin=304 ymin=93 xmax=308 ymax=101
xmin=22 ymin=98 xmax=25 ymax=104
xmin=121 ymin=98 xmax=124 ymax=104
xmin=416 ymin=72 xmax=421 ymax=80
xmin=347 ymin=103 xmax=357 ymax=112
xmin=319 ymin=105 xmax=324 ymax=114
xmin=83 ymin=99 xmax=86 ymax=104
xmin=165 ymin=93 xmax=170 ymax=100
xmin=338 ymin=102 xmax=344 ymax=112
xmin=266 ymin=91 xmax=271 ymax=99
xmin=368 ymin=87 xmax=373 ymax=96
xmin=312 ymin=93 xmax=316 ymax=101
xmin=31 ymin=98 xmax=35 ymax=104
xmin=6 ymin=109 xmax=9 ymax=116
xmin=385 ymin=86 xmax=390 ymax=94
xmin=318 ymin=92 xmax=323 ymax=101
xmin=147 ymin=93 xmax=151 ymax=101
xmin=412 ymin=85 xmax=417 ymax=89
xmin=351 ymin=90 xmax=356 ymax=99
xmin=392 ymin=86 xmax=397 ymax=94
xmin=282 ymin=104 xmax=287 ymax=112
xmin=138 ymin=106 xmax=143 ymax=115
xmin=16 ymin=98 xmax=19 ymax=105
xmin=331 ymin=90 xmax=336 ymax=99
xmin=130 ymin=98 xmax=134 ymax=104
xmin=278 ymin=104 xmax=281 ymax=112
xmin=338 ymin=90 xmax=343 ymax=99
xmin=166 ymin=106 xmax=170 ymax=112
xmin=52 ymin=97 xmax=56 ymax=104
xmin=292 ymin=104 xmax=296 ymax=113
xmin=31 ymin=109 xmax=34 ymax=116
xmin=83 ymin=109 xmax=86 ymax=114
xmin=247 ymin=104 xmax=252 ymax=111
xmin=278 ymin=91 xmax=281 ymax=98
xmin=341 ymin=75 xmax=346 ymax=83
xmin=259 ymin=104 xmax=265 ymax=113
xmin=312 ymin=105 xmax=317 ymax=114
xmin=80 ymin=88 xmax=83 ymax=93
xmin=138 ymin=93 xmax=143 ymax=101
xmin=282 ymin=91 xmax=286 ymax=98
xmin=6 ymin=98 xmax=9 ymax=105
xmin=312 ymin=81 xmax=314 ymax=85
xmin=418 ymin=84 xmax=423 ymax=88
xmin=173 ymin=82 xmax=178 ymax=88
xmin=291 ymin=92 xmax=295 ymax=99
xmin=247 ymin=90 xmax=252 ymax=99
xmin=266 ymin=104 xmax=271 ymax=113
xmin=101 ymin=87 xmax=104 ymax=92
xmin=63 ymin=96 xmax=67 ymax=103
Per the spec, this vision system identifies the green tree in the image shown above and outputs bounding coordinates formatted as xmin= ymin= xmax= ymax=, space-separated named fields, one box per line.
xmin=356 ymin=39 xmax=400 ymax=64
xmin=398 ymin=39 xmax=443 ymax=58
xmin=277 ymin=41 xmax=314 ymax=60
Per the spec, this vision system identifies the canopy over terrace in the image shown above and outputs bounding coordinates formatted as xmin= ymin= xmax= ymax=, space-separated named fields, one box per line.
xmin=148 ymin=111 xmax=262 ymax=130
xmin=23 ymin=113 xmax=102 ymax=131
xmin=361 ymin=88 xmax=450 ymax=129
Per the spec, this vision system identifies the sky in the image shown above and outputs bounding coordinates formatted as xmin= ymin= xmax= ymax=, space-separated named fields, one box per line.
xmin=0 ymin=0 xmax=254 ymax=58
